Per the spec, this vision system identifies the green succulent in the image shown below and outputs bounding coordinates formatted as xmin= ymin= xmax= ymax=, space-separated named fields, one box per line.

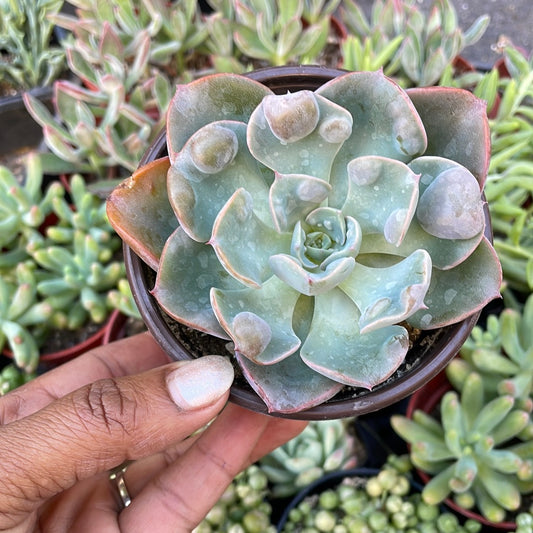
xmin=0 ymin=363 xmax=35 ymax=396
xmin=0 ymin=155 xmax=135 ymax=376
xmin=23 ymin=58 xmax=172 ymax=177
xmin=447 ymin=294 xmax=533 ymax=439
xmin=23 ymin=0 xmax=181 ymax=177
xmin=46 ymin=174 xmax=121 ymax=249
xmin=259 ymin=419 xmax=357 ymax=497
xmin=0 ymin=0 xmax=65 ymax=90
xmin=107 ymin=70 xmax=501 ymax=414
xmin=0 ymin=153 xmax=64 ymax=257
xmin=31 ymin=229 xmax=125 ymax=328
xmin=51 ymin=0 xmax=208 ymax=73
xmin=513 ymin=513 xmax=533 ymax=533
xmin=481 ymin=44 xmax=533 ymax=296
xmin=0 ymin=262 xmax=54 ymax=373
xmin=193 ymin=465 xmax=275 ymax=533
xmin=203 ymin=12 xmax=246 ymax=74
xmin=392 ymin=369 xmax=533 ymax=524
xmin=232 ymin=0 xmax=332 ymax=66
xmin=281 ymin=455 xmax=482 ymax=533
xmin=340 ymin=0 xmax=490 ymax=87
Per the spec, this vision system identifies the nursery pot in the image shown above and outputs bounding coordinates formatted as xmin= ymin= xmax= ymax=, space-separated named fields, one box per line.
xmin=406 ymin=372 xmax=516 ymax=531
xmin=0 ymin=86 xmax=52 ymax=161
xmin=123 ymin=65 xmax=488 ymax=421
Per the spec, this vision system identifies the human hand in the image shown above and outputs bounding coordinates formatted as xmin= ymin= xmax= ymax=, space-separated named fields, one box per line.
xmin=0 ymin=333 xmax=307 ymax=532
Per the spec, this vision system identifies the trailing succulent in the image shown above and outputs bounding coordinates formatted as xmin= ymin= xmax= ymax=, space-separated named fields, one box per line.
xmin=107 ymin=70 xmax=501 ymax=414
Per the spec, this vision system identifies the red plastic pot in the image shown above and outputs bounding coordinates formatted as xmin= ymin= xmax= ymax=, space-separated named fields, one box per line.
xmin=3 ymin=309 xmax=126 ymax=370
xmin=406 ymin=371 xmax=517 ymax=531
xmin=123 ymin=65 xmax=487 ymax=420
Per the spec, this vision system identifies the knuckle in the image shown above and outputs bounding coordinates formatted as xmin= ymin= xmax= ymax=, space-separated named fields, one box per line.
xmin=73 ymin=378 xmax=138 ymax=438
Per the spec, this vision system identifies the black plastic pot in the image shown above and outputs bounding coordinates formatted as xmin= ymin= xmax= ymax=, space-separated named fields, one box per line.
xmin=124 ymin=65 xmax=488 ymax=420
xmin=0 ymin=86 xmax=52 ymax=160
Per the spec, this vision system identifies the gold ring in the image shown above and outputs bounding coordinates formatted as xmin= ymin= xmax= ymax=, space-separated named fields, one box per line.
xmin=109 ymin=461 xmax=133 ymax=509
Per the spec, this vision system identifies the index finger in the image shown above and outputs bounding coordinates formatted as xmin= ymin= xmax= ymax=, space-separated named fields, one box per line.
xmin=0 ymin=332 xmax=171 ymax=424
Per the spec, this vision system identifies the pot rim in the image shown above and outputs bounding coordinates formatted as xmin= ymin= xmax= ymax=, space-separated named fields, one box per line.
xmin=124 ymin=65 xmax=487 ymax=420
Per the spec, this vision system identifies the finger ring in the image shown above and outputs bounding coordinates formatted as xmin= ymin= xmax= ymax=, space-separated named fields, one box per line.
xmin=109 ymin=461 xmax=133 ymax=509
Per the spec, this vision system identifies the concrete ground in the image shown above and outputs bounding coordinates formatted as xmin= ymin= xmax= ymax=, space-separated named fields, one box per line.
xmin=355 ymin=0 xmax=533 ymax=70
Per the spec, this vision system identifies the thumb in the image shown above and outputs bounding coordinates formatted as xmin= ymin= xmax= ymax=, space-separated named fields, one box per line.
xmin=0 ymin=355 xmax=234 ymax=517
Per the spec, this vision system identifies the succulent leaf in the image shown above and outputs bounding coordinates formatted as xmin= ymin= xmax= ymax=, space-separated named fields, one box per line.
xmin=339 ymin=249 xmax=431 ymax=333
xmin=269 ymin=173 xmax=331 ymax=233
xmin=269 ymin=255 xmax=356 ymax=296
xmin=406 ymin=86 xmax=490 ymax=187
xmin=407 ymin=237 xmax=502 ymax=329
xmin=342 ymin=155 xmax=420 ymax=245
xmin=300 ymin=288 xmax=409 ymax=388
xmin=168 ymin=122 xmax=272 ymax=243
xmin=106 ymin=157 xmax=177 ymax=270
xmin=318 ymin=70 xmax=427 ymax=207
xmin=152 ymin=227 xmax=239 ymax=339
xmin=248 ymin=91 xmax=353 ymax=179
xmin=236 ymin=350 xmax=344 ymax=414
xmin=211 ymin=276 xmax=301 ymax=364
xmin=210 ymin=189 xmax=290 ymax=288
xmin=167 ymin=74 xmax=273 ymax=160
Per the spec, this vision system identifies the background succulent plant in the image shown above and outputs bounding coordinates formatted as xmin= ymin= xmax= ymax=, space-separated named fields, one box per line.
xmin=280 ymin=455 xmax=483 ymax=533
xmin=23 ymin=0 xmax=182 ymax=178
xmin=0 ymin=155 xmax=138 ymax=376
xmin=0 ymin=0 xmax=65 ymax=91
xmin=108 ymin=69 xmax=501 ymax=415
xmin=482 ymin=44 xmax=533 ymax=297
xmin=259 ymin=419 xmax=357 ymax=497
xmin=232 ymin=0 xmax=336 ymax=67
xmin=340 ymin=0 xmax=490 ymax=87
xmin=392 ymin=369 xmax=533 ymax=524
xmin=193 ymin=464 xmax=276 ymax=533
xmin=447 ymin=294 xmax=533 ymax=437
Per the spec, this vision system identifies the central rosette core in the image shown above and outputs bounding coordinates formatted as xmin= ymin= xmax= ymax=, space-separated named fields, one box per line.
xmin=269 ymin=207 xmax=362 ymax=296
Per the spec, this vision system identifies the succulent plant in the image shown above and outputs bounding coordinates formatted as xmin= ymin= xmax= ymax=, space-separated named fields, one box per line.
xmin=259 ymin=419 xmax=357 ymax=497
xmin=203 ymin=11 xmax=246 ymax=74
xmin=31 ymin=229 xmax=125 ymax=328
xmin=0 ymin=155 xmax=135 ymax=377
xmin=0 ymin=262 xmax=54 ymax=373
xmin=480 ymin=44 xmax=533 ymax=296
xmin=107 ymin=70 xmax=501 ymax=414
xmin=392 ymin=369 xmax=533 ymax=524
xmin=51 ymin=0 xmax=208 ymax=74
xmin=513 ymin=513 xmax=533 ymax=533
xmin=232 ymin=0 xmax=332 ymax=66
xmin=23 ymin=0 xmax=181 ymax=178
xmin=340 ymin=0 xmax=490 ymax=87
xmin=0 ymin=0 xmax=65 ymax=90
xmin=446 ymin=294 xmax=533 ymax=439
xmin=0 ymin=363 xmax=35 ymax=396
xmin=281 ymin=455 xmax=482 ymax=533
xmin=23 ymin=55 xmax=172 ymax=177
xmin=193 ymin=464 xmax=276 ymax=533
xmin=0 ymin=153 xmax=64 ymax=255
xmin=46 ymin=174 xmax=122 ymax=249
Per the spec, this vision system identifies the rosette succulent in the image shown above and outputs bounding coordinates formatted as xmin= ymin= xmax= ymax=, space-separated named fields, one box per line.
xmin=107 ymin=69 xmax=502 ymax=414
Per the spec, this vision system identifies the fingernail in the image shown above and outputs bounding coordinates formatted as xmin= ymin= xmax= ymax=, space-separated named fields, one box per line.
xmin=166 ymin=356 xmax=234 ymax=410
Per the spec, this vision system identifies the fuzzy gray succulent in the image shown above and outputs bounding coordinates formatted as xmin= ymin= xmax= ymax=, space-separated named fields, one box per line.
xmin=108 ymin=70 xmax=501 ymax=414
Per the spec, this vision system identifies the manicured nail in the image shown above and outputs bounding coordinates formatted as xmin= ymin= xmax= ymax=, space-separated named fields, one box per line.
xmin=166 ymin=356 xmax=234 ymax=409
